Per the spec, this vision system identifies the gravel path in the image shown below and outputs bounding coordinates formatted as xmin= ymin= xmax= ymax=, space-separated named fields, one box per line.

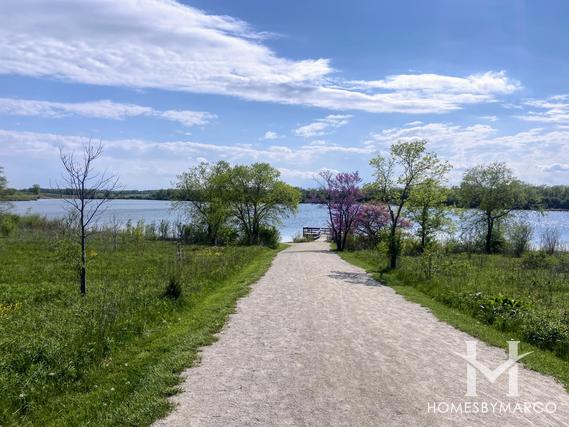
xmin=155 ymin=240 xmax=569 ymax=426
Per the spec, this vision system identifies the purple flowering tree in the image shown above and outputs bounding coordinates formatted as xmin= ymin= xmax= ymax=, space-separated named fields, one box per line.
xmin=353 ymin=203 xmax=391 ymax=247
xmin=319 ymin=170 xmax=363 ymax=251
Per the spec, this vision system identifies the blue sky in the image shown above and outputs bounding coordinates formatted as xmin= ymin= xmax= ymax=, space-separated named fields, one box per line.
xmin=1 ymin=0 xmax=569 ymax=188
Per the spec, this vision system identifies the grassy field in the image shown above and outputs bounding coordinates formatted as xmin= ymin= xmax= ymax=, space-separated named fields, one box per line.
xmin=0 ymin=230 xmax=283 ymax=426
xmin=338 ymin=249 xmax=569 ymax=391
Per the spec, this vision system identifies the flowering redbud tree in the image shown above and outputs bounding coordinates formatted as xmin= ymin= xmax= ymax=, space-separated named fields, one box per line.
xmin=319 ymin=170 xmax=363 ymax=251
xmin=353 ymin=203 xmax=391 ymax=247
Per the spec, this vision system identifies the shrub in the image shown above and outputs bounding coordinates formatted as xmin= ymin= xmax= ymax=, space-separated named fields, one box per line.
xmin=506 ymin=220 xmax=533 ymax=257
xmin=216 ymin=225 xmax=239 ymax=245
xmin=474 ymin=294 xmax=526 ymax=330
xmin=521 ymin=252 xmax=552 ymax=270
xmin=258 ymin=226 xmax=280 ymax=249
xmin=541 ymin=227 xmax=561 ymax=255
xmin=522 ymin=316 xmax=569 ymax=357
xmin=163 ymin=275 xmax=183 ymax=300
xmin=345 ymin=234 xmax=375 ymax=250
xmin=292 ymin=233 xmax=315 ymax=243
xmin=400 ymin=235 xmax=423 ymax=256
xmin=0 ymin=214 xmax=16 ymax=236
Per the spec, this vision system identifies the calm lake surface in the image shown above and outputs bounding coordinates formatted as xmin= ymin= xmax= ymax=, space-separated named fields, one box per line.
xmin=10 ymin=198 xmax=569 ymax=245
xmin=10 ymin=199 xmax=329 ymax=243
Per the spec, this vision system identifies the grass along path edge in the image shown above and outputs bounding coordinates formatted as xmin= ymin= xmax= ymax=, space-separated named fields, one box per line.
xmin=337 ymin=250 xmax=569 ymax=393
xmin=24 ymin=244 xmax=287 ymax=427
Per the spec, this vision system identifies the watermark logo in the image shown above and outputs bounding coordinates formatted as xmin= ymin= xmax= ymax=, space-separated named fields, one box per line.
xmin=455 ymin=340 xmax=531 ymax=397
xmin=427 ymin=340 xmax=557 ymax=415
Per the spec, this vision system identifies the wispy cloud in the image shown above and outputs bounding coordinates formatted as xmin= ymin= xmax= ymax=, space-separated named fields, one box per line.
xmin=0 ymin=128 xmax=372 ymax=167
xmin=0 ymin=98 xmax=216 ymax=127
xmin=346 ymin=72 xmax=518 ymax=93
xmin=260 ymin=131 xmax=281 ymax=140
xmin=294 ymin=114 xmax=352 ymax=138
xmin=542 ymin=163 xmax=569 ymax=172
xmin=0 ymin=0 xmax=520 ymax=114
xmin=516 ymin=95 xmax=569 ymax=124
xmin=4 ymin=123 xmax=569 ymax=186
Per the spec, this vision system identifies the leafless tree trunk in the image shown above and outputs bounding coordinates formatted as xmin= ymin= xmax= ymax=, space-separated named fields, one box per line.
xmin=59 ymin=140 xmax=119 ymax=295
xmin=109 ymin=215 xmax=122 ymax=250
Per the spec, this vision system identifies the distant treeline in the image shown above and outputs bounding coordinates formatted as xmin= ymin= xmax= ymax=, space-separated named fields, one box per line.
xmin=300 ymin=185 xmax=569 ymax=211
xmin=13 ymin=187 xmax=177 ymax=200
xmin=9 ymin=184 xmax=569 ymax=210
xmin=444 ymin=184 xmax=569 ymax=210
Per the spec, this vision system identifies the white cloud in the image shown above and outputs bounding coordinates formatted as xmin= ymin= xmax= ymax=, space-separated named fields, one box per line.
xmin=542 ymin=163 xmax=569 ymax=172
xmin=260 ymin=131 xmax=280 ymax=140
xmin=516 ymin=95 xmax=569 ymax=124
xmin=294 ymin=114 xmax=352 ymax=138
xmin=4 ymin=123 xmax=569 ymax=187
xmin=0 ymin=0 xmax=520 ymax=114
xmin=0 ymin=97 xmax=215 ymax=127
xmin=368 ymin=122 xmax=496 ymax=150
xmin=346 ymin=72 xmax=518 ymax=94
xmin=308 ymin=140 xmax=327 ymax=146
xmin=277 ymin=168 xmax=319 ymax=180
xmin=159 ymin=110 xmax=216 ymax=127
xmin=366 ymin=121 xmax=569 ymax=184
xmin=480 ymin=115 xmax=498 ymax=122
xmin=0 ymin=128 xmax=372 ymax=169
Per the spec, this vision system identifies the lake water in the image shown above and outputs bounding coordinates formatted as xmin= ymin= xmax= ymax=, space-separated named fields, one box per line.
xmin=9 ymin=199 xmax=569 ymax=245
xmin=9 ymin=199 xmax=329 ymax=243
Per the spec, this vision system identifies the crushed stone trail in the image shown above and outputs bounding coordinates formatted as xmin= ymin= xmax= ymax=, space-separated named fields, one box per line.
xmin=155 ymin=240 xmax=569 ymax=426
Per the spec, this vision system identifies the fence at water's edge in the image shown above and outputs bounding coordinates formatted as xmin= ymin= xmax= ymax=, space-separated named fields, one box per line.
xmin=303 ymin=226 xmax=332 ymax=239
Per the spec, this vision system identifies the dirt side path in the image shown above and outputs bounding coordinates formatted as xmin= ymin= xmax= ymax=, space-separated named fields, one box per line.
xmin=155 ymin=240 xmax=569 ymax=426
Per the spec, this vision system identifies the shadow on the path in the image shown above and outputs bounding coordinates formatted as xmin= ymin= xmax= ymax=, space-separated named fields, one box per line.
xmin=327 ymin=271 xmax=383 ymax=287
xmin=284 ymin=249 xmax=335 ymax=255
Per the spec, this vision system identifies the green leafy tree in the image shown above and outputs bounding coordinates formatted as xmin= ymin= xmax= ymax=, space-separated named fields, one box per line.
xmin=0 ymin=166 xmax=6 ymax=193
xmin=31 ymin=184 xmax=41 ymax=196
xmin=460 ymin=162 xmax=526 ymax=254
xmin=369 ymin=140 xmax=450 ymax=268
xmin=407 ymin=178 xmax=450 ymax=252
xmin=226 ymin=163 xmax=300 ymax=245
xmin=175 ymin=161 xmax=232 ymax=245
xmin=0 ymin=166 xmax=12 ymax=213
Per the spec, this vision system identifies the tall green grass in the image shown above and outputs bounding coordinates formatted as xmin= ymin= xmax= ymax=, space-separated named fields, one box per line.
xmin=0 ymin=224 xmax=281 ymax=425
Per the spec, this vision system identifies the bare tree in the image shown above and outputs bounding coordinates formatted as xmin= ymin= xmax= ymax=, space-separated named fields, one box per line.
xmin=541 ymin=227 xmax=561 ymax=255
xmin=59 ymin=140 xmax=119 ymax=295
xmin=108 ymin=215 xmax=123 ymax=251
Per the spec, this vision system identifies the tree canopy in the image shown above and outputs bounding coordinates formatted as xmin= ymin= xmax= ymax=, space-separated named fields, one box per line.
xmin=460 ymin=162 xmax=527 ymax=253
xmin=175 ymin=161 xmax=232 ymax=245
xmin=0 ymin=166 xmax=13 ymax=213
xmin=370 ymin=139 xmax=450 ymax=268
xmin=407 ymin=178 xmax=450 ymax=251
xmin=319 ymin=170 xmax=363 ymax=251
xmin=226 ymin=163 xmax=300 ymax=244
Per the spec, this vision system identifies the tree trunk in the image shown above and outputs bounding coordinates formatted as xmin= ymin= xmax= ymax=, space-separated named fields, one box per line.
xmin=388 ymin=226 xmax=398 ymax=269
xmin=335 ymin=230 xmax=345 ymax=251
xmin=80 ymin=227 xmax=87 ymax=295
xmin=253 ymin=223 xmax=258 ymax=245
xmin=485 ymin=217 xmax=494 ymax=254
xmin=341 ymin=229 xmax=349 ymax=252
xmin=419 ymin=206 xmax=428 ymax=252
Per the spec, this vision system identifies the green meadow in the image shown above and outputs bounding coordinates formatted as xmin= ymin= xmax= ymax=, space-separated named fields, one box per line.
xmin=0 ymin=221 xmax=283 ymax=426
